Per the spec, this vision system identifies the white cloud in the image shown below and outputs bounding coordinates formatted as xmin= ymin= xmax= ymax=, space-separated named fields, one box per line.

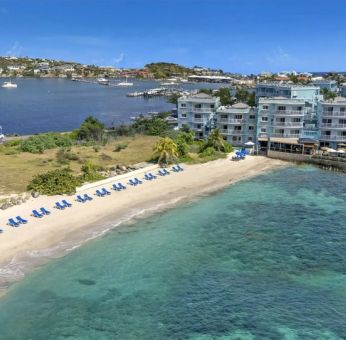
xmin=6 ymin=41 xmax=24 ymax=57
xmin=113 ymin=53 xmax=125 ymax=65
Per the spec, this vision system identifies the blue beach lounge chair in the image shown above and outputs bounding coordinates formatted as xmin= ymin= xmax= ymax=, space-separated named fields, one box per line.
xmin=176 ymin=164 xmax=184 ymax=171
xmin=163 ymin=169 xmax=170 ymax=175
xmin=40 ymin=207 xmax=51 ymax=215
xmin=8 ymin=218 xmax=19 ymax=227
xmin=84 ymin=194 xmax=93 ymax=201
xmin=158 ymin=169 xmax=166 ymax=176
xmin=144 ymin=174 xmax=152 ymax=181
xmin=128 ymin=179 xmax=137 ymax=186
xmin=134 ymin=177 xmax=143 ymax=184
xmin=62 ymin=199 xmax=72 ymax=207
xmin=16 ymin=216 xmax=28 ymax=224
xmin=172 ymin=166 xmax=179 ymax=172
xmin=96 ymin=189 xmax=105 ymax=197
xmin=112 ymin=183 xmax=121 ymax=191
xmin=55 ymin=202 xmax=66 ymax=210
xmin=76 ymin=195 xmax=86 ymax=203
xmin=101 ymin=188 xmax=111 ymax=195
xmin=0 ymin=229 xmax=3 ymax=233
xmin=32 ymin=209 xmax=43 ymax=218
xmin=148 ymin=172 xmax=157 ymax=179
xmin=118 ymin=182 xmax=126 ymax=190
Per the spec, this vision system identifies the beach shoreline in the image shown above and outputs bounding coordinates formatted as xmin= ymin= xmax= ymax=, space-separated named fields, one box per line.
xmin=0 ymin=156 xmax=287 ymax=297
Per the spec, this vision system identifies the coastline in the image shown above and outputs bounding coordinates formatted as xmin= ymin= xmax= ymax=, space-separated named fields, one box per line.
xmin=0 ymin=156 xmax=287 ymax=297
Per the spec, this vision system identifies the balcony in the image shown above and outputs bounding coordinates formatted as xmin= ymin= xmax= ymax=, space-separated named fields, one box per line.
xmin=192 ymin=107 xmax=214 ymax=113
xmin=191 ymin=118 xmax=206 ymax=123
xmin=320 ymin=123 xmax=346 ymax=129
xmin=274 ymin=110 xmax=304 ymax=116
xmin=228 ymin=130 xmax=243 ymax=135
xmin=273 ymin=122 xmax=303 ymax=128
xmin=322 ymin=111 xmax=346 ymax=117
xmin=270 ymin=133 xmax=301 ymax=138
xmin=218 ymin=118 xmax=244 ymax=124
xmin=320 ymin=135 xmax=346 ymax=141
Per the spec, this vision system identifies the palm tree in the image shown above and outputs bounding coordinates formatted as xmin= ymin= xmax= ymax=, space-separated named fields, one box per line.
xmin=153 ymin=137 xmax=179 ymax=166
xmin=205 ymin=128 xmax=226 ymax=151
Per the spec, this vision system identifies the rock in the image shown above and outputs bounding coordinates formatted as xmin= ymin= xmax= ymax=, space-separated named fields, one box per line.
xmin=31 ymin=191 xmax=40 ymax=198
xmin=0 ymin=203 xmax=10 ymax=210
xmin=119 ymin=165 xmax=127 ymax=171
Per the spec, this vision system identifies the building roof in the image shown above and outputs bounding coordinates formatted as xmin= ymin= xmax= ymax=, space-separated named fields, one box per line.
xmin=322 ymin=96 xmax=346 ymax=104
xmin=231 ymin=102 xmax=249 ymax=109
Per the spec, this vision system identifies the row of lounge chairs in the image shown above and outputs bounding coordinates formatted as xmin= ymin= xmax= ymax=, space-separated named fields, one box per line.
xmin=1 ymin=165 xmax=184 ymax=231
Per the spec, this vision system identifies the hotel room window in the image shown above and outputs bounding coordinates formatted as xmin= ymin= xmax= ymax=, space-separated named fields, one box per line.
xmin=262 ymin=117 xmax=268 ymax=122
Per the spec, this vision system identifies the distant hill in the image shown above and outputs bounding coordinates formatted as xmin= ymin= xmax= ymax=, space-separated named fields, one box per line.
xmin=145 ymin=62 xmax=195 ymax=79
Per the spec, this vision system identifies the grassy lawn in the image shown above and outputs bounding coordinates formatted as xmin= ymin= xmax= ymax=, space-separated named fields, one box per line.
xmin=0 ymin=135 xmax=159 ymax=195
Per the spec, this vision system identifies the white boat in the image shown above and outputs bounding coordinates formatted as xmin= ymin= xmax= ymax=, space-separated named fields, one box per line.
xmin=160 ymin=81 xmax=178 ymax=86
xmin=117 ymin=76 xmax=133 ymax=87
xmin=96 ymin=77 xmax=109 ymax=85
xmin=1 ymin=80 xmax=17 ymax=88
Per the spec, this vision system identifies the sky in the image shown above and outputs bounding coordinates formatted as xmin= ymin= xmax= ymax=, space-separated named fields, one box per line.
xmin=0 ymin=0 xmax=346 ymax=74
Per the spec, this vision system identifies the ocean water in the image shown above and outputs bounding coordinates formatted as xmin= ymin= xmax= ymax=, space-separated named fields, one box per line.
xmin=0 ymin=166 xmax=346 ymax=339
xmin=0 ymin=78 xmax=223 ymax=135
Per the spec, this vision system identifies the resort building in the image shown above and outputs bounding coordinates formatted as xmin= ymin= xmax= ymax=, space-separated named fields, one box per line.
xmin=216 ymin=103 xmax=256 ymax=146
xmin=312 ymin=80 xmax=338 ymax=93
xmin=255 ymin=82 xmax=322 ymax=104
xmin=318 ymin=97 xmax=346 ymax=148
xmin=341 ymin=84 xmax=346 ymax=97
xmin=177 ymin=93 xmax=220 ymax=138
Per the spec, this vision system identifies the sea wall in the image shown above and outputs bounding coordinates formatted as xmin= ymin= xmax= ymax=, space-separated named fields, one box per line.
xmin=267 ymin=150 xmax=346 ymax=172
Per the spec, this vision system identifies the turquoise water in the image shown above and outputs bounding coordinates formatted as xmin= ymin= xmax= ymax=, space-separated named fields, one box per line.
xmin=0 ymin=166 xmax=346 ymax=339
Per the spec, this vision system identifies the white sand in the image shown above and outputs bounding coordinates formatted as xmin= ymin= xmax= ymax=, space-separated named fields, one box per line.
xmin=0 ymin=155 xmax=286 ymax=292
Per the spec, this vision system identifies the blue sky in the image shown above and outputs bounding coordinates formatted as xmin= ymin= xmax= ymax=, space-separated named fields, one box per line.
xmin=0 ymin=0 xmax=346 ymax=73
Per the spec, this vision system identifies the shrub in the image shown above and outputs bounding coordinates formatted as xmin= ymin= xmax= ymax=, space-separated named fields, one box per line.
xmin=81 ymin=160 xmax=104 ymax=181
xmin=113 ymin=143 xmax=128 ymax=152
xmin=27 ymin=168 xmax=82 ymax=195
xmin=73 ymin=116 xmax=105 ymax=141
xmin=56 ymin=148 xmax=79 ymax=164
xmin=21 ymin=133 xmax=72 ymax=153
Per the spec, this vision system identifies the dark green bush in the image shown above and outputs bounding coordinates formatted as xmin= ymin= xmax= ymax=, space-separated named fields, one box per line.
xmin=21 ymin=133 xmax=72 ymax=153
xmin=27 ymin=168 xmax=82 ymax=195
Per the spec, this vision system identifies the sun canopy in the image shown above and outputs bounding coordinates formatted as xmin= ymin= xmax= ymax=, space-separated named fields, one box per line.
xmin=244 ymin=141 xmax=255 ymax=146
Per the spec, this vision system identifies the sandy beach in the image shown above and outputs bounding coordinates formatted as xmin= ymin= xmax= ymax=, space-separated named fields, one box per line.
xmin=0 ymin=155 xmax=286 ymax=294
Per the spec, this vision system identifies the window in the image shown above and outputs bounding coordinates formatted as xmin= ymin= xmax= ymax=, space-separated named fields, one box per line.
xmin=181 ymin=113 xmax=187 ymax=118
xmin=194 ymin=104 xmax=202 ymax=109
xmin=221 ymin=114 xmax=228 ymax=119
xmin=275 ymin=129 xmax=284 ymax=134
xmin=261 ymin=128 xmax=266 ymax=133
xmin=235 ymin=115 xmax=243 ymax=120
xmin=277 ymin=118 xmax=285 ymax=123
xmin=324 ymin=131 xmax=331 ymax=136
xmin=223 ymin=125 xmax=227 ymax=130
xmin=341 ymin=107 xmax=346 ymax=113
xmin=234 ymin=126 xmax=242 ymax=130
xmin=210 ymin=104 xmax=215 ymax=109
xmin=262 ymin=105 xmax=269 ymax=110
xmin=196 ymin=124 xmax=202 ymax=129
xmin=292 ymin=118 xmax=301 ymax=123
xmin=278 ymin=106 xmax=286 ymax=111
xmin=339 ymin=119 xmax=346 ymax=124
xmin=249 ymin=115 xmax=256 ymax=120
xmin=342 ymin=131 xmax=346 ymax=136
xmin=296 ymin=106 xmax=302 ymax=111
xmin=194 ymin=114 xmax=201 ymax=119
xmin=261 ymin=116 xmax=268 ymax=122
xmin=327 ymin=107 xmax=334 ymax=112
xmin=322 ymin=119 xmax=332 ymax=123
xmin=292 ymin=130 xmax=300 ymax=135
xmin=180 ymin=103 xmax=186 ymax=108
xmin=248 ymin=137 xmax=253 ymax=141
xmin=232 ymin=136 xmax=238 ymax=141
xmin=248 ymin=126 xmax=254 ymax=130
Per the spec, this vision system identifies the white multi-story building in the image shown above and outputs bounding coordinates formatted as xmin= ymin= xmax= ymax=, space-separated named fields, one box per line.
xmin=177 ymin=93 xmax=220 ymax=139
xmin=217 ymin=103 xmax=256 ymax=146
xmin=318 ymin=97 xmax=346 ymax=148
xmin=341 ymin=84 xmax=346 ymax=97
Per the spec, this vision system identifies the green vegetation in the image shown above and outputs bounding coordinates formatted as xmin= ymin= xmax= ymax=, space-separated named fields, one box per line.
xmin=145 ymin=62 xmax=194 ymax=79
xmin=72 ymin=116 xmax=105 ymax=141
xmin=214 ymin=88 xmax=235 ymax=106
xmin=321 ymin=88 xmax=337 ymax=101
xmin=132 ymin=112 xmax=171 ymax=136
xmin=235 ymin=89 xmax=256 ymax=107
xmin=81 ymin=161 xmax=104 ymax=181
xmin=152 ymin=137 xmax=179 ymax=166
xmin=20 ymin=133 xmax=72 ymax=153
xmin=27 ymin=168 xmax=82 ymax=195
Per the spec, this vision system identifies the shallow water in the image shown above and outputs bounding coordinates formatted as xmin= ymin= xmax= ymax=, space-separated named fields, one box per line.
xmin=0 ymin=166 xmax=345 ymax=339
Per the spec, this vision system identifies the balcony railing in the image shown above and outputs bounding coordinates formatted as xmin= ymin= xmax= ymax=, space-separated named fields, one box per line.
xmin=320 ymin=135 xmax=346 ymax=141
xmin=270 ymin=133 xmax=301 ymax=138
xmin=274 ymin=110 xmax=304 ymax=116
xmin=218 ymin=118 xmax=244 ymax=124
xmin=320 ymin=123 xmax=346 ymax=129
xmin=322 ymin=111 xmax=346 ymax=117
xmin=273 ymin=122 xmax=303 ymax=128
xmin=191 ymin=118 xmax=206 ymax=123
xmin=192 ymin=108 xmax=214 ymax=113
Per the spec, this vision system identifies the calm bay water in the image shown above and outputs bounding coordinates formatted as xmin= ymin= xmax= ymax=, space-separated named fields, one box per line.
xmin=0 ymin=166 xmax=346 ymax=339
xmin=0 ymin=78 xmax=223 ymax=135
